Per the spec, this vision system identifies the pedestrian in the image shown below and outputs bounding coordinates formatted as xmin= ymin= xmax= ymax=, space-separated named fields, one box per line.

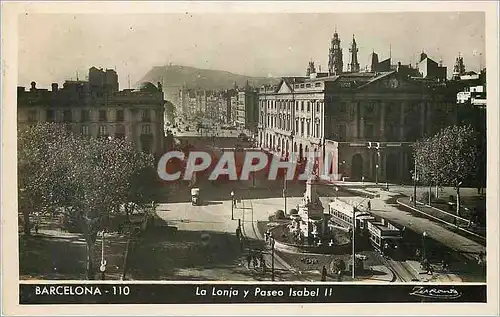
xmin=321 ymin=265 xmax=327 ymax=281
xmin=261 ymin=258 xmax=266 ymax=273
xmin=336 ymin=270 xmax=342 ymax=282
xmin=33 ymin=212 xmax=40 ymax=234
xmin=236 ymin=227 xmax=241 ymax=240
xmin=246 ymin=253 xmax=252 ymax=268
xmin=477 ymin=251 xmax=484 ymax=265
xmin=367 ymin=200 xmax=371 ymax=211
xmin=253 ymin=254 xmax=258 ymax=268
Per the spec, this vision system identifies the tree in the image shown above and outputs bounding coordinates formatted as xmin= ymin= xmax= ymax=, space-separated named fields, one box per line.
xmin=18 ymin=123 xmax=79 ymax=235
xmin=413 ymin=125 xmax=478 ymax=216
xmin=413 ymin=136 xmax=444 ymax=205
xmin=274 ymin=209 xmax=286 ymax=220
xmin=332 ymin=258 xmax=346 ymax=273
xmin=414 ymin=139 xmax=432 ymax=205
xmin=18 ymin=123 xmax=155 ymax=279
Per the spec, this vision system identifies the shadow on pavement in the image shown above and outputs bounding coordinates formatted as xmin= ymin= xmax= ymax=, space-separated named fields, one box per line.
xmin=127 ymin=216 xmax=265 ymax=281
xmin=19 ymin=232 xmax=128 ymax=280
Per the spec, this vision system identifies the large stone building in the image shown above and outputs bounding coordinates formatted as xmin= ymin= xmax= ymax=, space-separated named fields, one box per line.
xmin=236 ymin=83 xmax=259 ymax=132
xmin=18 ymin=67 xmax=165 ymax=157
xmin=258 ymin=33 xmax=465 ymax=183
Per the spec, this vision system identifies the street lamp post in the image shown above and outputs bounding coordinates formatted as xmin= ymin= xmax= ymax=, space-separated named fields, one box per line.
xmin=368 ymin=142 xmax=381 ymax=184
xmin=422 ymin=231 xmax=427 ymax=261
xmin=231 ymin=191 xmax=235 ymax=220
xmin=351 ymin=197 xmax=370 ymax=279
xmin=351 ymin=207 xmax=356 ymax=279
xmin=270 ymin=237 xmax=275 ymax=281
xmin=283 ymin=178 xmax=287 ymax=215
xmin=252 ymin=165 xmax=256 ymax=187
xmin=283 ymin=130 xmax=295 ymax=215
xmin=99 ymin=230 xmax=106 ymax=280
xmin=413 ymin=161 xmax=418 ymax=206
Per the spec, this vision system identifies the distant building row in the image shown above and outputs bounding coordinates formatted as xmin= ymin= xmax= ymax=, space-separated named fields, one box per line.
xmin=17 ymin=67 xmax=166 ymax=157
xmin=175 ymin=82 xmax=260 ymax=132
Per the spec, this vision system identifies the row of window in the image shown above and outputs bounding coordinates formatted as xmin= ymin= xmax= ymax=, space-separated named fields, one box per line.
xmin=26 ymin=109 xmax=157 ymax=123
xmin=264 ymin=114 xmax=322 ymax=138
xmin=261 ymin=100 xmax=425 ymax=116
xmin=328 ymin=123 xmax=401 ymax=140
xmin=262 ymin=99 xmax=323 ymax=114
xmin=80 ymin=124 xmax=152 ymax=136
xmin=331 ymin=210 xmax=353 ymax=225
xmin=369 ymin=233 xmax=381 ymax=245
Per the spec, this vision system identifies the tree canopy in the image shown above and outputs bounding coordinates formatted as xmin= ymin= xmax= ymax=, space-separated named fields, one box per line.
xmin=413 ymin=124 xmax=480 ymax=215
xmin=413 ymin=125 xmax=478 ymax=189
xmin=18 ymin=123 xmax=157 ymax=278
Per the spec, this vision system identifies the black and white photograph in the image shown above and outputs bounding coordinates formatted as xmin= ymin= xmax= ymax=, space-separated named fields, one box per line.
xmin=1 ymin=1 xmax=499 ymax=315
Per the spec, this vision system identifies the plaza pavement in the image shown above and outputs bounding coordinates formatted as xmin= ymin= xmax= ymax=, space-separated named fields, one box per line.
xmin=154 ymin=191 xmax=394 ymax=282
xmin=151 ymin=175 xmax=486 ymax=282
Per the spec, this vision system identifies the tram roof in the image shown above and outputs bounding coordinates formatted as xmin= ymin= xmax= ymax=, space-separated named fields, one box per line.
xmin=329 ymin=199 xmax=370 ymax=217
xmin=368 ymin=220 xmax=401 ymax=233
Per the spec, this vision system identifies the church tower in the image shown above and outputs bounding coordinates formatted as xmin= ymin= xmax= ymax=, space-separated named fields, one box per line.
xmin=306 ymin=60 xmax=316 ymax=76
xmin=328 ymin=29 xmax=343 ymax=76
xmin=452 ymin=53 xmax=466 ymax=80
xmin=348 ymin=35 xmax=360 ymax=73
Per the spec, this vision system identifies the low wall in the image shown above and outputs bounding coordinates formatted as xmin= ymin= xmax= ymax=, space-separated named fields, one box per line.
xmin=270 ymin=225 xmax=351 ymax=255
xmin=273 ymin=238 xmax=351 ymax=255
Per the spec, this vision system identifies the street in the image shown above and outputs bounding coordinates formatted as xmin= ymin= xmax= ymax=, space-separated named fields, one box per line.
xmin=125 ymin=173 xmax=486 ymax=282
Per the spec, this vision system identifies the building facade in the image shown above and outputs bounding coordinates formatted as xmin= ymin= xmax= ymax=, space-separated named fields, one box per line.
xmin=236 ymin=86 xmax=259 ymax=132
xmin=258 ymin=33 xmax=464 ymax=183
xmin=18 ymin=68 xmax=165 ymax=157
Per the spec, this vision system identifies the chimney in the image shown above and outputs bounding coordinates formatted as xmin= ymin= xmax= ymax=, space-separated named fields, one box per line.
xmin=51 ymin=83 xmax=59 ymax=92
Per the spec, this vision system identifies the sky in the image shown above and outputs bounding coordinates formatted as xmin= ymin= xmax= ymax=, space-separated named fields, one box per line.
xmin=18 ymin=11 xmax=485 ymax=89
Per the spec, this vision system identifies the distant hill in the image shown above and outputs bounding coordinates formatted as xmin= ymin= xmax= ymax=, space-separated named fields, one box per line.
xmin=138 ymin=64 xmax=280 ymax=91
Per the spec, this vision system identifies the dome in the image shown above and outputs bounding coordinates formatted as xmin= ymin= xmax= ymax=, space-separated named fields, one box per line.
xmin=136 ymin=82 xmax=158 ymax=92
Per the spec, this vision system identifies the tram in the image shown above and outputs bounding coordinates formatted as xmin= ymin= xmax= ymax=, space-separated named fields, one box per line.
xmin=329 ymin=200 xmax=402 ymax=255
xmin=366 ymin=219 xmax=402 ymax=255
xmin=328 ymin=200 xmax=374 ymax=235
